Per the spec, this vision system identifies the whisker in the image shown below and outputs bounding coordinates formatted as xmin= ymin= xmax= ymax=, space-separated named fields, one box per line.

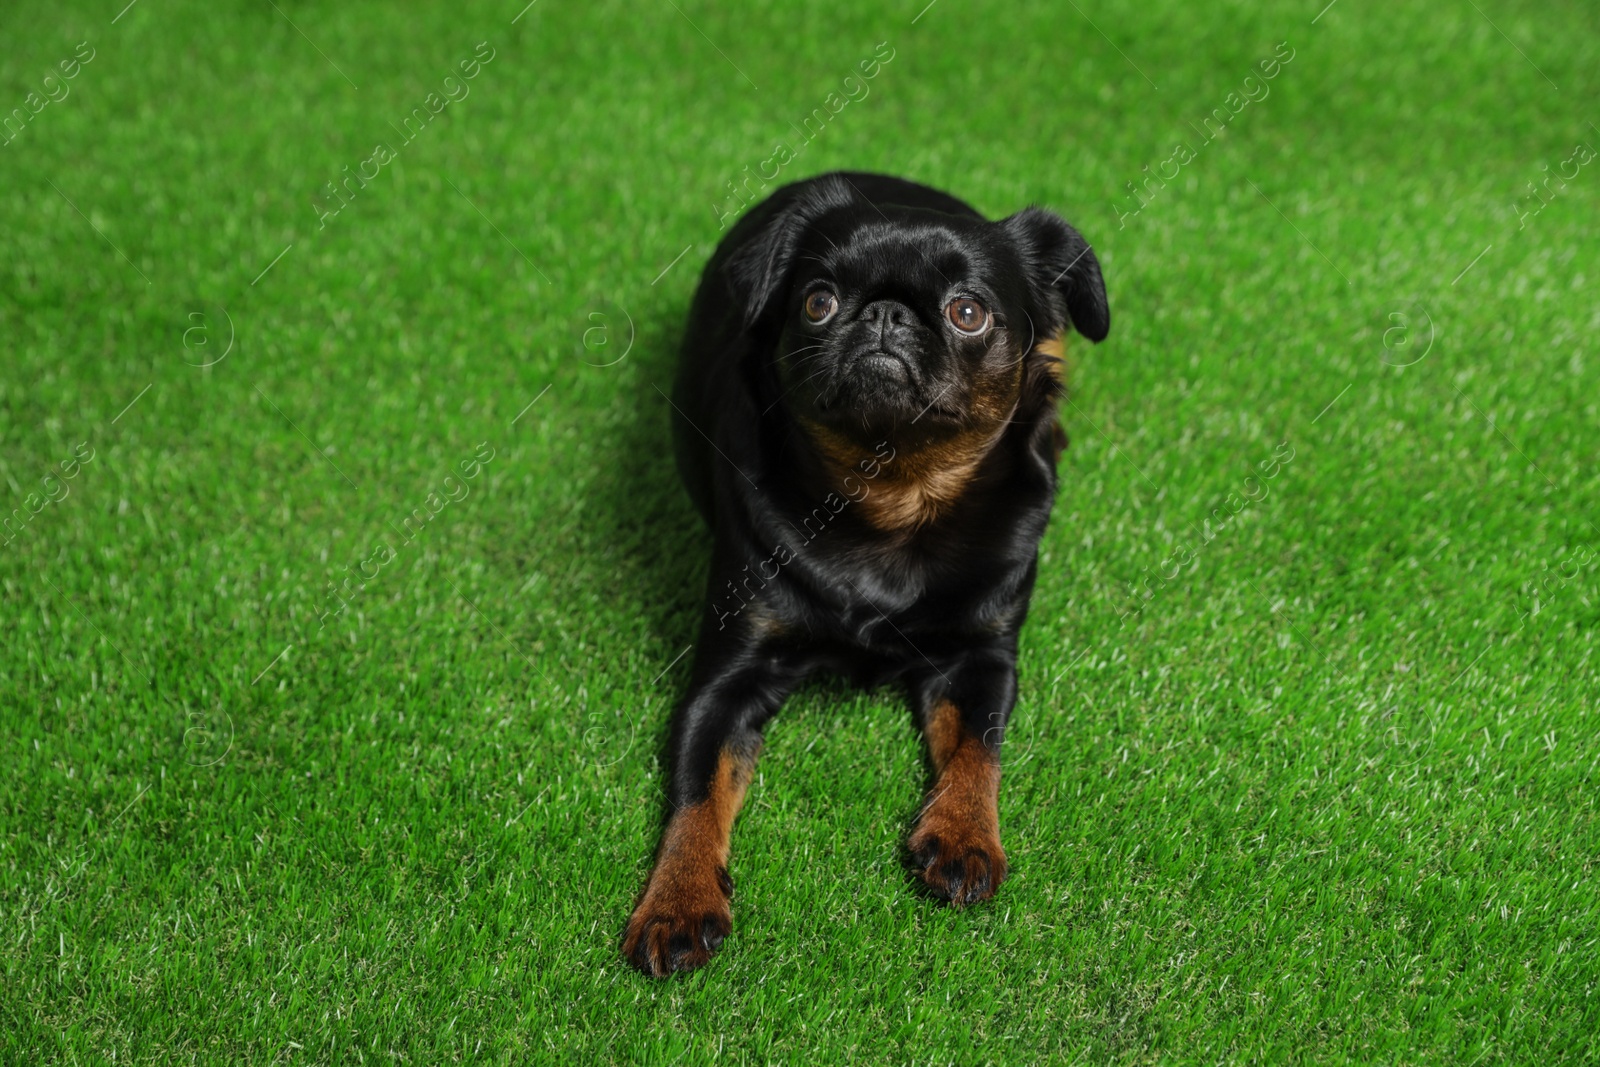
xmin=761 ymin=360 xmax=837 ymax=416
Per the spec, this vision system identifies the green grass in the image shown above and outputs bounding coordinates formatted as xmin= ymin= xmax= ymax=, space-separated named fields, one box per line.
xmin=2 ymin=0 xmax=1597 ymax=1061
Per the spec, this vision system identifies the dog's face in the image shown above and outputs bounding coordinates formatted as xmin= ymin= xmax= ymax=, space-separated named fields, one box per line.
xmin=727 ymin=177 xmax=1109 ymax=441
xmin=777 ymin=212 xmax=1035 ymax=432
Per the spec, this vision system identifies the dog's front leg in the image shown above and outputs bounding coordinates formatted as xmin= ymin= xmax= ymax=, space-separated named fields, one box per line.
xmin=906 ymin=649 xmax=1017 ymax=904
xmin=623 ymin=619 xmax=796 ymax=977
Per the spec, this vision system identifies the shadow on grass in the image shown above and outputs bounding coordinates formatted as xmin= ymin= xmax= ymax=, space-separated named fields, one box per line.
xmin=571 ymin=304 xmax=706 ymax=837
xmin=580 ymin=308 xmax=709 ymax=668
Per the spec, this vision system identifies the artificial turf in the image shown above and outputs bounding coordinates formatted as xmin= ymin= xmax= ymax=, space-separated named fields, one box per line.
xmin=2 ymin=0 xmax=1598 ymax=1061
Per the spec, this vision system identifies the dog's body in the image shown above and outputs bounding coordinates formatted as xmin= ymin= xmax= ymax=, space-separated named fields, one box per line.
xmin=624 ymin=172 xmax=1109 ymax=976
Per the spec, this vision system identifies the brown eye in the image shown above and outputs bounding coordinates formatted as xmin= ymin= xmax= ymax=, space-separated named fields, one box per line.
xmin=946 ymin=297 xmax=988 ymax=334
xmin=803 ymin=289 xmax=838 ymax=324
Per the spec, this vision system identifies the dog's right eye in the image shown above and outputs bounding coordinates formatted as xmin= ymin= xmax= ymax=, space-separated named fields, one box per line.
xmin=803 ymin=289 xmax=838 ymax=324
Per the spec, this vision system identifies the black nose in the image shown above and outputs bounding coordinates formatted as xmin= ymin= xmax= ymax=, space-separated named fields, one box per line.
xmin=859 ymin=300 xmax=915 ymax=328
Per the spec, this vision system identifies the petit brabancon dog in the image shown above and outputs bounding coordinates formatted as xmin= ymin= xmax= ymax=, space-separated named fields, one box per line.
xmin=624 ymin=172 xmax=1109 ymax=976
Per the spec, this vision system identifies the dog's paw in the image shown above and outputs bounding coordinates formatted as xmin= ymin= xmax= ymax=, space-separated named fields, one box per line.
xmin=908 ymin=810 xmax=1006 ymax=905
xmin=621 ymin=865 xmax=734 ymax=977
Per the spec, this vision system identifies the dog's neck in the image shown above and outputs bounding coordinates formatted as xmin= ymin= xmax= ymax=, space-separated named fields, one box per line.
xmin=797 ymin=416 xmax=1009 ymax=532
xmin=789 ymin=333 xmax=1065 ymax=533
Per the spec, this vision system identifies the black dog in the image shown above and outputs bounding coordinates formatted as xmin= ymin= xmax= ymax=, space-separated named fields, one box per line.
xmin=624 ymin=172 xmax=1109 ymax=976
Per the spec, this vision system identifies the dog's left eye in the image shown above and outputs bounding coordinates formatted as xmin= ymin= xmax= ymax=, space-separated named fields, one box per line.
xmin=803 ymin=289 xmax=838 ymax=324
xmin=946 ymin=297 xmax=988 ymax=334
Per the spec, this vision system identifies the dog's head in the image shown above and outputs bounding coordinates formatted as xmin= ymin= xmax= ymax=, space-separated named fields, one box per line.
xmin=726 ymin=175 xmax=1109 ymax=442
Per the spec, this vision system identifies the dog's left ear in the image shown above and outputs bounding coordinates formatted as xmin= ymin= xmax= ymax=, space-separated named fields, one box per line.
xmin=999 ymin=207 xmax=1109 ymax=342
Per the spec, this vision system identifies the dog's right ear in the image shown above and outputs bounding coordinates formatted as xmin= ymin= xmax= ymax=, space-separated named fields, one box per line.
xmin=724 ymin=176 xmax=858 ymax=329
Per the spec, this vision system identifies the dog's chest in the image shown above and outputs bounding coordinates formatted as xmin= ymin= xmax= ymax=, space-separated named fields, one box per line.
xmin=794 ymin=513 xmax=1038 ymax=649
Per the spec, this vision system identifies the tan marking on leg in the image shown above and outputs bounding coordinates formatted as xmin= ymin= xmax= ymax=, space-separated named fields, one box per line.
xmin=654 ymin=748 xmax=753 ymax=873
xmin=922 ymin=697 xmax=963 ymax=773
xmin=624 ymin=748 xmax=755 ymax=976
xmin=911 ymin=701 xmax=1006 ymax=904
xmin=927 ymin=722 xmax=1000 ymax=833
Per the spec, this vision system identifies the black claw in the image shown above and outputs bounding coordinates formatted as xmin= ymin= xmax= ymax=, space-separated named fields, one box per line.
xmin=701 ymin=913 xmax=730 ymax=953
xmin=628 ymin=940 xmax=648 ymax=971
xmin=716 ymin=866 xmax=735 ymax=898
xmin=938 ymin=858 xmax=966 ymax=890
xmin=963 ymin=849 xmax=991 ymax=900
xmin=666 ymin=930 xmax=695 ymax=967
xmin=627 ymin=919 xmax=663 ymax=975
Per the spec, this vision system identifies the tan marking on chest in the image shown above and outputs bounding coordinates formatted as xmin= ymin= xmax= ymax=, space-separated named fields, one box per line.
xmin=801 ymin=419 xmax=1004 ymax=531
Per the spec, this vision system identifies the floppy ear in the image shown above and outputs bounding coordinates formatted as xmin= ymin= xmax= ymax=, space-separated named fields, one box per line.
xmin=999 ymin=207 xmax=1110 ymax=342
xmin=723 ymin=175 xmax=858 ymax=329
